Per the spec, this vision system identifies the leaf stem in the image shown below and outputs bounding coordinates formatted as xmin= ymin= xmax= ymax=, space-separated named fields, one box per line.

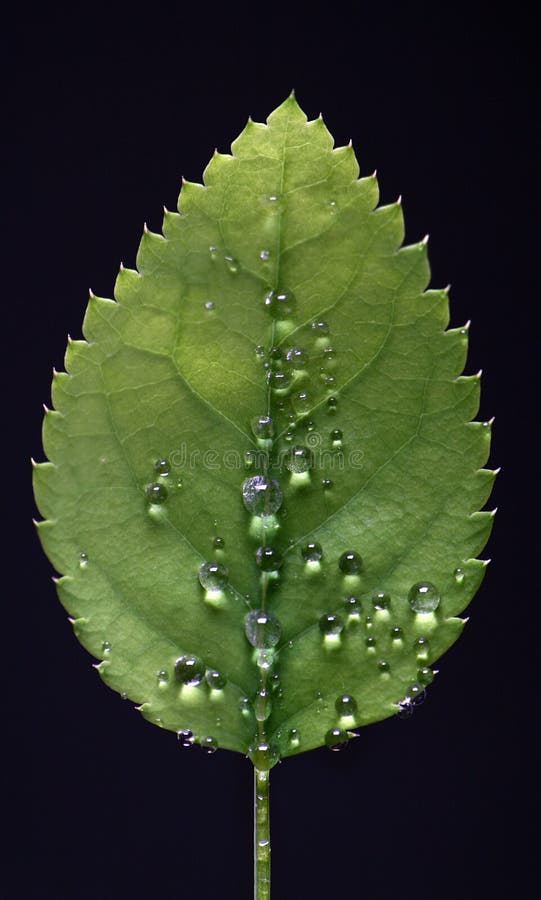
xmin=254 ymin=766 xmax=271 ymax=900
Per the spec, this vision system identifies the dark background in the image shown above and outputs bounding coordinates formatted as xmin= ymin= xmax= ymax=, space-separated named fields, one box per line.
xmin=4 ymin=3 xmax=537 ymax=898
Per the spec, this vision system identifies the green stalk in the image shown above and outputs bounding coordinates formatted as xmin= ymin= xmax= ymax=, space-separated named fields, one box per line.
xmin=254 ymin=766 xmax=271 ymax=900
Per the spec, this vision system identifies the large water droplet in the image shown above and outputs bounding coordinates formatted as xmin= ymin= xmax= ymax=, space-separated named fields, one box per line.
xmin=251 ymin=415 xmax=274 ymax=440
xmin=177 ymin=729 xmax=194 ymax=748
xmin=248 ymin=741 xmax=280 ymax=769
xmin=267 ymin=370 xmax=292 ymax=392
xmin=264 ymin=289 xmax=296 ymax=319
xmin=256 ymin=546 xmax=283 ymax=572
xmin=145 ymin=482 xmax=168 ymax=504
xmin=338 ymin=551 xmax=363 ymax=575
xmin=335 ymin=694 xmax=357 ymax=717
xmin=301 ymin=541 xmax=323 ymax=563
xmin=205 ymin=668 xmax=226 ymax=690
xmin=244 ymin=609 xmax=282 ymax=648
xmin=319 ymin=613 xmax=344 ymax=636
xmin=372 ymin=591 xmax=391 ymax=611
xmin=174 ymin=656 xmax=205 ymax=686
xmin=285 ymin=445 xmax=312 ymax=474
xmin=408 ymin=582 xmax=441 ymax=613
xmin=242 ymin=476 xmax=283 ymax=516
xmin=198 ymin=561 xmax=229 ymax=592
xmin=325 ymin=728 xmax=348 ymax=751
xmin=390 ymin=626 xmax=403 ymax=640
xmin=201 ymin=735 xmax=218 ymax=754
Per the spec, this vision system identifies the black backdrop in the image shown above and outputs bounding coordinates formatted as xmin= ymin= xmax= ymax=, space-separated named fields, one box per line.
xmin=4 ymin=4 xmax=537 ymax=899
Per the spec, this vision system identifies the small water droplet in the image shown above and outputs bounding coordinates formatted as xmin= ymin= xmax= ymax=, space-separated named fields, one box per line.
xmin=267 ymin=370 xmax=292 ymax=392
xmin=204 ymin=300 xmax=215 ymax=310
xmin=224 ymin=254 xmax=238 ymax=273
xmin=343 ymin=596 xmax=362 ymax=616
xmin=325 ymin=728 xmax=348 ymax=751
xmin=256 ymin=648 xmax=275 ymax=670
xmin=319 ymin=613 xmax=344 ymax=636
xmin=198 ymin=561 xmax=229 ymax=592
xmin=312 ymin=320 xmax=330 ymax=335
xmin=248 ymin=741 xmax=280 ymax=769
xmin=397 ymin=697 xmax=414 ymax=719
xmin=102 ymin=640 xmax=111 ymax=654
xmin=264 ymin=289 xmax=296 ymax=319
xmin=454 ymin=565 xmax=465 ymax=584
xmin=239 ymin=696 xmax=252 ymax=716
xmin=330 ymin=429 xmax=343 ymax=446
xmin=378 ymin=659 xmax=390 ymax=673
xmin=157 ymin=669 xmax=169 ymax=684
xmin=255 ymin=344 xmax=266 ymax=360
xmin=242 ymin=475 xmax=283 ymax=516
xmin=154 ymin=457 xmax=170 ymax=476
xmin=244 ymin=450 xmax=256 ymax=469
xmin=285 ymin=445 xmax=312 ymax=474
xmin=201 ymin=735 xmax=218 ymax=754
xmin=256 ymin=546 xmax=283 ymax=572
xmin=212 ymin=536 xmax=225 ymax=550
xmin=323 ymin=346 xmax=335 ymax=360
xmin=259 ymin=249 xmax=271 ymax=260
xmin=327 ymin=397 xmax=338 ymax=413
xmin=301 ymin=541 xmax=323 ymax=563
xmin=321 ymin=373 xmax=336 ymax=386
xmin=251 ymin=415 xmax=274 ymax=441
xmin=209 ymin=246 xmax=218 ymax=260
xmin=254 ymin=687 xmax=272 ymax=722
xmin=120 ymin=691 xmax=128 ymax=700
xmin=307 ymin=419 xmax=316 ymax=431
xmin=177 ymin=729 xmax=194 ymax=748
xmin=288 ymin=727 xmax=300 ymax=749
xmin=335 ymin=694 xmax=357 ymax=717
xmin=391 ymin=626 xmax=403 ymax=640
xmin=261 ymin=193 xmax=281 ymax=208
xmin=79 ymin=552 xmax=88 ymax=568
xmin=174 ymin=655 xmax=205 ymax=686
xmin=339 ymin=551 xmax=363 ymax=575
xmin=372 ymin=591 xmax=391 ymax=611
xmin=414 ymin=637 xmax=430 ymax=656
xmin=244 ymin=609 xmax=282 ymax=648
xmin=418 ymin=666 xmax=434 ymax=685
xmin=409 ymin=683 xmax=426 ymax=704
xmin=205 ymin=668 xmax=226 ymax=690
xmin=284 ymin=346 xmax=307 ymax=368
xmin=408 ymin=582 xmax=441 ymax=613
xmin=322 ymin=478 xmax=333 ymax=490
xmin=145 ymin=482 xmax=168 ymax=505
xmin=365 ymin=636 xmax=376 ymax=649
xmin=328 ymin=200 xmax=338 ymax=214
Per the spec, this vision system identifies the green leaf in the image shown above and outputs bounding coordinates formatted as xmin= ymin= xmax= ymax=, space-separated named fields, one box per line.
xmin=33 ymin=94 xmax=495 ymax=763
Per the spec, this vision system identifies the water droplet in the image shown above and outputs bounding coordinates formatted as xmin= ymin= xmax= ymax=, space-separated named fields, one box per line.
xmin=267 ymin=370 xmax=292 ymax=392
xmin=288 ymin=728 xmax=300 ymax=749
xmin=254 ymin=687 xmax=272 ymax=722
xmin=157 ymin=669 xmax=169 ymax=684
xmin=418 ymin=666 xmax=434 ymax=685
xmin=102 ymin=640 xmax=111 ymax=654
xmin=414 ymin=637 xmax=430 ymax=656
xmin=323 ymin=346 xmax=335 ymax=361
xmin=284 ymin=428 xmax=295 ymax=442
xmin=325 ymin=728 xmax=348 ymax=751
xmin=284 ymin=346 xmax=307 ymax=368
xmin=204 ymin=300 xmax=215 ymax=310
xmin=244 ymin=609 xmax=282 ymax=648
xmin=201 ymin=735 xmax=218 ymax=754
xmin=409 ymin=683 xmax=426 ymax=703
xmin=256 ymin=546 xmax=283 ymax=572
xmin=244 ymin=450 xmax=256 ymax=469
xmin=378 ymin=659 xmax=390 ymax=673
xmin=174 ymin=656 xmax=205 ymax=686
xmin=251 ymin=415 xmax=274 ymax=441
xmin=327 ymin=397 xmax=338 ymax=413
xmin=255 ymin=344 xmax=266 ymax=360
xmin=372 ymin=591 xmax=391 ymax=611
xmin=261 ymin=193 xmax=281 ymax=208
xmin=322 ymin=478 xmax=333 ymax=490
xmin=205 ymin=669 xmax=226 ymax=690
xmin=212 ymin=536 xmax=225 ymax=550
xmin=259 ymin=249 xmax=270 ymax=260
xmin=339 ymin=551 xmax=363 ymax=575
xmin=328 ymin=200 xmax=338 ymax=214
xmin=120 ymin=691 xmax=128 ymax=700
xmin=145 ymin=482 xmax=168 ymax=504
xmin=454 ymin=565 xmax=465 ymax=584
xmin=365 ymin=636 xmax=376 ymax=649
xmin=177 ymin=729 xmax=194 ymax=748
xmin=285 ymin=445 xmax=312 ymax=474
xmin=79 ymin=552 xmax=88 ymax=568
xmin=312 ymin=320 xmax=330 ymax=335
xmin=224 ymin=255 xmax=238 ymax=273
xmin=154 ymin=457 xmax=170 ymax=476
xmin=319 ymin=613 xmax=344 ymax=636
xmin=321 ymin=373 xmax=336 ymax=386
xmin=408 ymin=582 xmax=441 ymax=613
xmin=248 ymin=741 xmax=280 ymax=769
xmin=397 ymin=697 xmax=414 ymax=719
xmin=335 ymin=694 xmax=357 ymax=717
xmin=307 ymin=420 xmax=316 ymax=431
xmin=344 ymin=596 xmax=362 ymax=616
xmin=238 ymin=696 xmax=252 ymax=716
xmin=242 ymin=476 xmax=283 ymax=516
xmin=198 ymin=561 xmax=229 ymax=592
xmin=391 ymin=626 xmax=403 ymax=640
xmin=330 ymin=429 xmax=343 ymax=446
xmin=301 ymin=541 xmax=323 ymax=563
xmin=271 ymin=673 xmax=281 ymax=692
xmin=256 ymin=648 xmax=275 ymax=670
xmin=264 ymin=289 xmax=296 ymax=319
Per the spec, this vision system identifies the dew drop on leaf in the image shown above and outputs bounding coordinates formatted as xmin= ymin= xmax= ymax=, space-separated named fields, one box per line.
xmin=285 ymin=445 xmax=312 ymax=474
xmin=378 ymin=659 xmax=390 ymax=673
xmin=198 ymin=561 xmax=229 ymax=591
xmin=248 ymin=741 xmax=280 ymax=770
xmin=174 ymin=656 xmax=205 ymax=686
xmin=201 ymin=735 xmax=218 ymax=754
xmin=335 ymin=694 xmax=357 ymax=717
xmin=325 ymin=728 xmax=348 ymax=751
xmin=372 ymin=591 xmax=391 ymax=610
xmin=319 ymin=613 xmax=344 ymax=636
xmin=301 ymin=541 xmax=323 ymax=563
xmin=390 ymin=626 xmax=403 ymax=640
xmin=244 ymin=609 xmax=282 ymax=648
xmin=327 ymin=397 xmax=338 ymax=412
xmin=251 ymin=415 xmax=274 ymax=440
xmin=255 ymin=546 xmax=283 ymax=572
xmin=254 ymin=687 xmax=272 ymax=722
xmin=365 ymin=636 xmax=376 ymax=649
xmin=338 ymin=551 xmax=363 ymax=575
xmin=212 ymin=536 xmax=225 ymax=550
xmin=102 ymin=640 xmax=111 ymax=654
xmin=330 ymin=429 xmax=343 ymax=446
xmin=343 ymin=596 xmax=362 ymax=616
xmin=267 ymin=370 xmax=292 ymax=392
xmin=224 ymin=254 xmax=238 ymax=273
xmin=242 ymin=476 xmax=283 ymax=516
xmin=284 ymin=346 xmax=307 ymax=368
xmin=238 ymin=696 xmax=252 ymax=716
xmin=177 ymin=729 xmax=194 ymax=748
xmin=154 ymin=457 xmax=170 ymax=476
xmin=312 ymin=320 xmax=330 ymax=335
xmin=79 ymin=552 xmax=88 ymax=568
xmin=205 ymin=668 xmax=226 ymax=690
xmin=408 ymin=581 xmax=441 ymax=613
xmin=418 ymin=666 xmax=434 ymax=685
xmin=288 ymin=728 xmax=300 ymax=749
xmin=263 ymin=289 xmax=296 ymax=319
xmin=157 ymin=669 xmax=169 ymax=684
xmin=145 ymin=482 xmax=168 ymax=505
xmin=321 ymin=478 xmax=333 ymax=490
